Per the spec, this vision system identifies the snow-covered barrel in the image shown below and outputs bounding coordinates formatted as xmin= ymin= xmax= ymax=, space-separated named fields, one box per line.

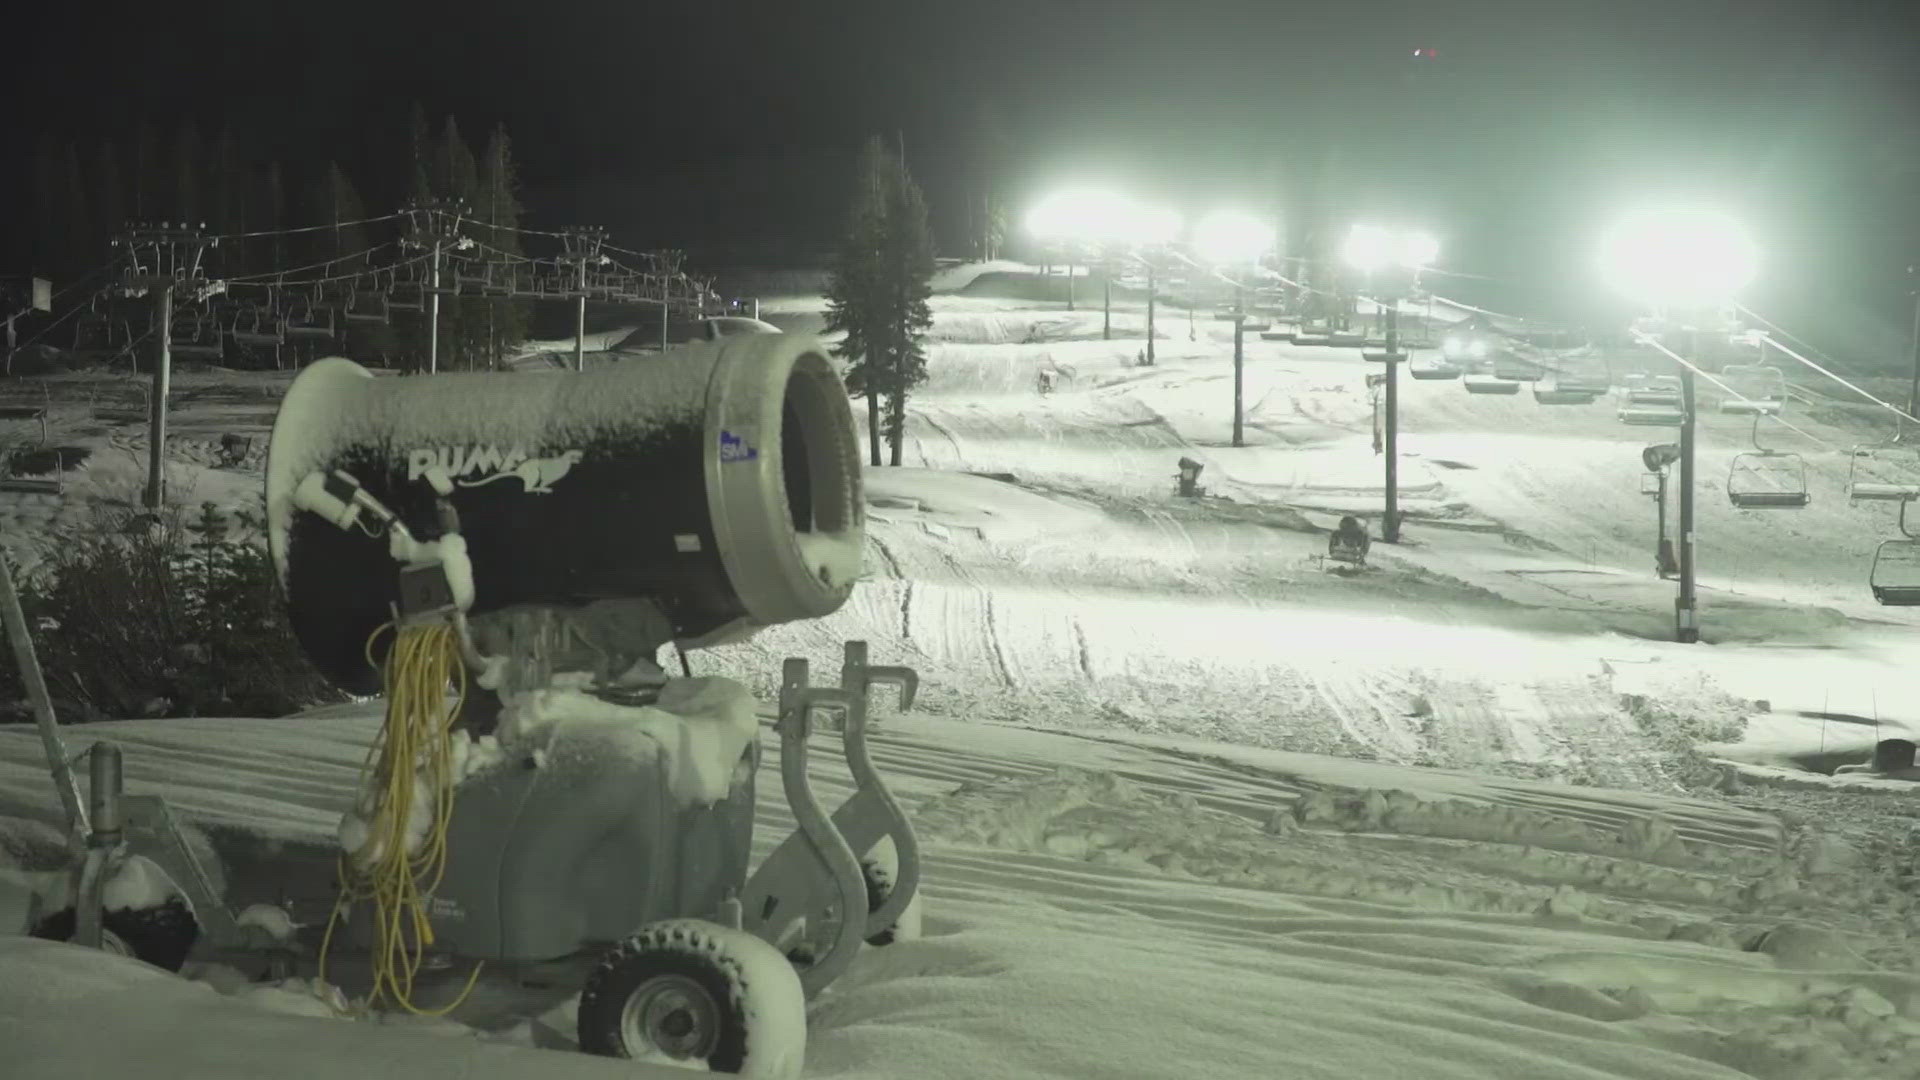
xmin=266 ymin=335 xmax=864 ymax=692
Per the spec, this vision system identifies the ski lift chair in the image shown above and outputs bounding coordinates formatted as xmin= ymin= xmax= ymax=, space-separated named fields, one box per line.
xmin=230 ymin=307 xmax=286 ymax=347
xmin=452 ymin=259 xmax=494 ymax=295
xmin=1617 ymin=403 xmax=1685 ymax=426
xmin=1409 ymin=359 xmax=1462 ymax=380
xmin=1533 ymin=383 xmax=1598 ymax=405
xmin=284 ymin=292 xmax=337 ymax=339
xmin=71 ymin=296 xmax=114 ymax=353
xmin=1870 ymin=499 xmax=1920 ymax=605
xmin=388 ymin=266 xmax=427 ymax=312
xmin=1716 ymin=364 xmax=1786 ymax=416
xmin=1726 ymin=415 xmax=1809 ymax=509
xmin=1492 ymin=354 xmax=1542 ymax=382
xmin=1463 ymin=373 xmax=1520 ymax=395
xmin=1846 ymin=443 xmax=1920 ymax=503
xmin=1626 ymin=375 xmax=1682 ymax=407
xmin=343 ymin=288 xmax=391 ymax=325
xmin=168 ymin=310 xmax=225 ymax=359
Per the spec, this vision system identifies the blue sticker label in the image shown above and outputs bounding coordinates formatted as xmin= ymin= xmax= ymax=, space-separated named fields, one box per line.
xmin=719 ymin=430 xmax=758 ymax=463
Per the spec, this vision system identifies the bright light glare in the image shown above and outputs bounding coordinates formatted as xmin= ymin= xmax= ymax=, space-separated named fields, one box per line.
xmin=1026 ymin=188 xmax=1180 ymax=249
xmin=1598 ymin=207 xmax=1758 ymax=308
xmin=1342 ymin=224 xmax=1440 ymax=271
xmin=1026 ymin=187 xmax=1129 ymax=243
xmin=1192 ymin=210 xmax=1273 ymax=265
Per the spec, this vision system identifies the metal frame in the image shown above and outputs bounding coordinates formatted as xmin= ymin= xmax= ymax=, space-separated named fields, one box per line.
xmin=1870 ymin=499 xmax=1920 ymax=605
xmin=1409 ymin=360 xmax=1461 ymax=380
xmin=1462 ymin=374 xmax=1520 ymax=395
xmin=1626 ymin=375 xmax=1682 ymax=406
xmin=1533 ymin=386 xmax=1598 ymax=405
xmin=1846 ymin=442 xmax=1920 ymax=502
xmin=1726 ymin=415 xmax=1809 ymax=509
xmin=1617 ymin=403 xmax=1685 ymax=426
xmin=1715 ymin=363 xmax=1786 ymax=416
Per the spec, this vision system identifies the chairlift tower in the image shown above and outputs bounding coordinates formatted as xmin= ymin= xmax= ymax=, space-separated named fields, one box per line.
xmin=401 ymin=200 xmax=472 ymax=373
xmin=559 ymin=227 xmax=611 ymax=372
xmin=112 ymin=223 xmax=223 ymax=509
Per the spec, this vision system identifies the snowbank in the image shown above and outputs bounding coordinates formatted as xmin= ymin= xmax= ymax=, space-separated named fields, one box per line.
xmin=0 ymin=937 xmax=693 ymax=1080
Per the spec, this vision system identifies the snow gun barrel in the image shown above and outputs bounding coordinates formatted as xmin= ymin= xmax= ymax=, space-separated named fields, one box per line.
xmin=265 ymin=336 xmax=866 ymax=694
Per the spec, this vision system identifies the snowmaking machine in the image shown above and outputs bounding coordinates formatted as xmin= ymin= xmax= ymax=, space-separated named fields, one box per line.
xmin=9 ymin=332 xmax=924 ymax=1078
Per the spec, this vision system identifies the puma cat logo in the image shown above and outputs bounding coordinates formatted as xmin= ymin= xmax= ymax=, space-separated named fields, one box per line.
xmin=455 ymin=450 xmax=586 ymax=494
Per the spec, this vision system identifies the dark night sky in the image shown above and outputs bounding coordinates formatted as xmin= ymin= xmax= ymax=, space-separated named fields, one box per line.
xmin=6 ymin=0 xmax=1919 ymax=350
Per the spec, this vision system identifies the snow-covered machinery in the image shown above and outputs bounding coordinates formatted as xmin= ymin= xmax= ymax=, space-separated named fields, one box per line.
xmin=10 ymin=333 xmax=922 ymax=1079
xmin=1325 ymin=515 xmax=1370 ymax=568
xmin=262 ymin=335 xmax=921 ymax=1072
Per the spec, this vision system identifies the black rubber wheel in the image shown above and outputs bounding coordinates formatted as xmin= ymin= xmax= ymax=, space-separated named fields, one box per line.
xmin=578 ymin=920 xmax=804 ymax=1078
xmin=30 ymin=896 xmax=201 ymax=972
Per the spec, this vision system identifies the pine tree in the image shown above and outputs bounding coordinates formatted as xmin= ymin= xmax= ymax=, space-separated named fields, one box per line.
xmin=434 ymin=118 xmax=484 ymax=367
xmin=880 ymin=149 xmax=935 ymax=466
xmin=407 ymin=103 xmax=433 ymax=203
xmin=478 ymin=123 xmax=531 ymax=365
xmin=206 ymin=124 xmax=245 ymax=268
xmin=172 ymin=120 xmax=202 ymax=225
xmin=824 ymin=137 xmax=895 ymax=466
xmin=30 ymin=139 xmax=61 ymax=276
xmin=318 ymin=162 xmax=370 ymax=264
xmin=130 ymin=121 xmax=160 ymax=221
xmin=92 ymin=141 xmax=126 ymax=264
xmin=61 ymin=143 xmax=93 ymax=280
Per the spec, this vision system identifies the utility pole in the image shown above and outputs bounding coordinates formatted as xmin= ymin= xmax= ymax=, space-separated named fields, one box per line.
xmin=1382 ymin=300 xmax=1402 ymax=543
xmin=403 ymin=201 xmax=468 ymax=374
xmin=1232 ymin=281 xmax=1245 ymax=447
xmin=113 ymin=224 xmax=220 ymax=510
xmin=1066 ymin=257 xmax=1075 ymax=311
xmin=561 ymin=226 xmax=609 ymax=372
xmin=1102 ymin=264 xmax=1111 ymax=340
xmin=1905 ymin=280 xmax=1920 ymax=434
xmin=1145 ymin=262 xmax=1156 ymax=365
xmin=1675 ymin=324 xmax=1700 ymax=643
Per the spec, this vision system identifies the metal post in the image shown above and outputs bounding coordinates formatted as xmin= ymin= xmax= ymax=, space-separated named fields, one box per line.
xmin=1066 ymin=261 xmax=1075 ymax=310
xmin=1904 ymin=289 xmax=1920 ymax=432
xmin=660 ymin=301 xmax=669 ymax=353
xmin=0 ymin=553 xmax=88 ymax=838
xmin=1146 ymin=264 xmax=1156 ymax=365
xmin=1232 ymin=283 xmax=1245 ymax=447
xmin=1383 ymin=303 xmax=1401 ymax=543
xmin=427 ymin=239 xmax=442 ymax=375
xmin=144 ymin=285 xmax=173 ymax=509
xmin=1676 ymin=329 xmax=1699 ymax=643
xmin=574 ymin=253 xmax=587 ymax=373
xmin=1656 ymin=470 xmax=1670 ymax=576
xmin=1103 ymin=268 xmax=1111 ymax=340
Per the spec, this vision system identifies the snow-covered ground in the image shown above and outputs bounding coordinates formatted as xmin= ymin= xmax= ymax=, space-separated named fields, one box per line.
xmin=3 ymin=262 xmax=1918 ymax=1079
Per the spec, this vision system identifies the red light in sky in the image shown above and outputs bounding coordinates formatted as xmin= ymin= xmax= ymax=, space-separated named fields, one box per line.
xmin=1413 ymin=47 xmax=1437 ymax=58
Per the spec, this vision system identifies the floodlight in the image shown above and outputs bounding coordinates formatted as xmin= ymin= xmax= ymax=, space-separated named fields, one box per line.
xmin=1193 ymin=210 xmax=1273 ymax=266
xmin=1026 ymin=187 xmax=1126 ymax=243
xmin=1598 ymin=207 xmax=1758 ymax=309
xmin=1342 ymin=224 xmax=1439 ymax=272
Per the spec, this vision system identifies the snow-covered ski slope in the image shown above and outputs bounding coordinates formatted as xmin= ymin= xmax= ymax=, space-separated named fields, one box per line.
xmin=5 ymin=704 xmax=1918 ymax=1079
xmin=3 ymin=263 xmax=1919 ymax=1078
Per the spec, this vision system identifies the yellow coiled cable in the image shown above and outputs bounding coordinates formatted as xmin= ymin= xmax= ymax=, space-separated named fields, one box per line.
xmin=319 ymin=620 xmax=483 ymax=1016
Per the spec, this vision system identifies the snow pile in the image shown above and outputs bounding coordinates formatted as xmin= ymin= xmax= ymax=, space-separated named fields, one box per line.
xmin=495 ymin=676 xmax=760 ymax=806
xmin=0 ymin=937 xmax=689 ymax=1080
xmin=795 ymin=528 xmax=864 ymax=590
